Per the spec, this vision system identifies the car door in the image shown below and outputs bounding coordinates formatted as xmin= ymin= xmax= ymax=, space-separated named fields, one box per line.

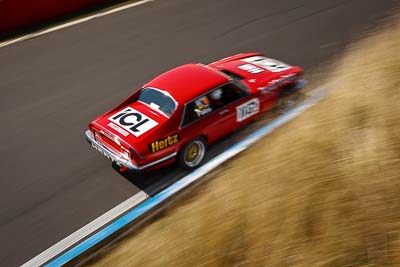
xmin=180 ymin=82 xmax=253 ymax=144
xmin=205 ymin=83 xmax=249 ymax=142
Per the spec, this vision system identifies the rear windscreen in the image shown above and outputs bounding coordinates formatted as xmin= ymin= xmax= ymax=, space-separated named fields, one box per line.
xmin=137 ymin=88 xmax=177 ymax=116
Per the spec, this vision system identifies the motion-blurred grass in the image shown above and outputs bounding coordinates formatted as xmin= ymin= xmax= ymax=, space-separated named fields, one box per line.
xmin=90 ymin=19 xmax=400 ymax=267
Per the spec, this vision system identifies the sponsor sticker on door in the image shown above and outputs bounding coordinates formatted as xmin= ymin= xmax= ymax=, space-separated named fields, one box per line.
xmin=236 ymin=98 xmax=260 ymax=122
xmin=108 ymin=107 xmax=158 ymax=137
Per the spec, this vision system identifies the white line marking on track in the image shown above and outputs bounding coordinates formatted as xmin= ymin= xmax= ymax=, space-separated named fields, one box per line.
xmin=21 ymin=191 xmax=148 ymax=267
xmin=0 ymin=0 xmax=155 ymax=49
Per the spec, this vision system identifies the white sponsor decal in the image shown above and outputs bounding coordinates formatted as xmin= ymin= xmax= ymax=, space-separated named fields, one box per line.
xmin=108 ymin=122 xmax=129 ymax=137
xmin=242 ymin=56 xmax=291 ymax=72
xmin=108 ymin=107 xmax=158 ymax=137
xmin=238 ymin=63 xmax=264 ymax=74
xmin=236 ymin=98 xmax=260 ymax=122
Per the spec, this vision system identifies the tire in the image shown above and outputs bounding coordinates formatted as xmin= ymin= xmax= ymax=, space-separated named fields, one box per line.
xmin=178 ymin=138 xmax=207 ymax=170
xmin=277 ymin=86 xmax=301 ymax=112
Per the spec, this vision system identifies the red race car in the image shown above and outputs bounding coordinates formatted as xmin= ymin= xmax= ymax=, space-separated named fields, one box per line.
xmin=85 ymin=52 xmax=305 ymax=171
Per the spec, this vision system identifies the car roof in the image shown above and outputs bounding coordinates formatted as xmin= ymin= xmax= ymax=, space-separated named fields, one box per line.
xmin=144 ymin=64 xmax=230 ymax=104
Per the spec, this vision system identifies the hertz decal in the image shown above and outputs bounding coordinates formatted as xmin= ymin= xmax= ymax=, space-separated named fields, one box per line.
xmin=149 ymin=134 xmax=180 ymax=153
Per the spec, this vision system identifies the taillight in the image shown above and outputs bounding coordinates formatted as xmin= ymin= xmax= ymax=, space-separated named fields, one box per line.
xmin=94 ymin=130 xmax=102 ymax=141
xmin=121 ymin=146 xmax=130 ymax=159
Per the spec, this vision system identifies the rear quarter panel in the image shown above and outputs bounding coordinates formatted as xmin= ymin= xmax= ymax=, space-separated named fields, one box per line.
xmin=140 ymin=111 xmax=183 ymax=164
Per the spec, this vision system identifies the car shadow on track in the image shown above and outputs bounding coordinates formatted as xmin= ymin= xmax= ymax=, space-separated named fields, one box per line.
xmin=112 ymin=162 xmax=190 ymax=196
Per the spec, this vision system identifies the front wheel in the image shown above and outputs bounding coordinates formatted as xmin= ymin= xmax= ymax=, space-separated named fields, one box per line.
xmin=178 ymin=138 xmax=207 ymax=170
xmin=277 ymin=86 xmax=302 ymax=112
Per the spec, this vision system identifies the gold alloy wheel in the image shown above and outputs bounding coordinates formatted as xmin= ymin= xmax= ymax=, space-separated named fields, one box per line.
xmin=185 ymin=143 xmax=199 ymax=162
xmin=183 ymin=140 xmax=206 ymax=168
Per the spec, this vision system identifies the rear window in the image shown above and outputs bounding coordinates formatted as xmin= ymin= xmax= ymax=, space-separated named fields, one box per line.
xmin=137 ymin=88 xmax=177 ymax=116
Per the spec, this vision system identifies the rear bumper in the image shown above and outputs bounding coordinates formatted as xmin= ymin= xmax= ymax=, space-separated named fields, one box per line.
xmin=85 ymin=130 xmax=177 ymax=171
xmin=85 ymin=130 xmax=138 ymax=170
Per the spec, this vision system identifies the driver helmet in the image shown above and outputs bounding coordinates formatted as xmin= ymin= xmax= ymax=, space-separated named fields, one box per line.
xmin=210 ymin=89 xmax=223 ymax=100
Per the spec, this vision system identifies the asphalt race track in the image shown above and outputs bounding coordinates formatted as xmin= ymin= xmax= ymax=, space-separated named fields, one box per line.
xmin=0 ymin=0 xmax=398 ymax=265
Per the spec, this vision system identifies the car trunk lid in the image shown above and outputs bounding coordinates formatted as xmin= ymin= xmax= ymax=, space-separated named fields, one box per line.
xmin=92 ymin=101 xmax=169 ymax=156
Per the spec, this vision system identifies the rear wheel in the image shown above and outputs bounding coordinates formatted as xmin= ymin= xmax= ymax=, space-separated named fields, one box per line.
xmin=178 ymin=138 xmax=207 ymax=170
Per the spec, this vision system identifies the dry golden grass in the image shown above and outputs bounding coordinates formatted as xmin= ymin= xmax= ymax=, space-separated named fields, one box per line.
xmin=89 ymin=19 xmax=400 ymax=267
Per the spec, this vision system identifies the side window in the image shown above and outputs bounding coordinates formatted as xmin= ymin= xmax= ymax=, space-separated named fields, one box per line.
xmin=182 ymin=96 xmax=213 ymax=127
xmin=209 ymin=83 xmax=247 ymax=109
xmin=181 ymin=83 xmax=247 ymax=128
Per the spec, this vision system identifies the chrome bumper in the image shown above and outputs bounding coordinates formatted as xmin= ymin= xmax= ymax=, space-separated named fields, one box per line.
xmin=85 ymin=130 xmax=139 ymax=170
xmin=85 ymin=130 xmax=177 ymax=171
